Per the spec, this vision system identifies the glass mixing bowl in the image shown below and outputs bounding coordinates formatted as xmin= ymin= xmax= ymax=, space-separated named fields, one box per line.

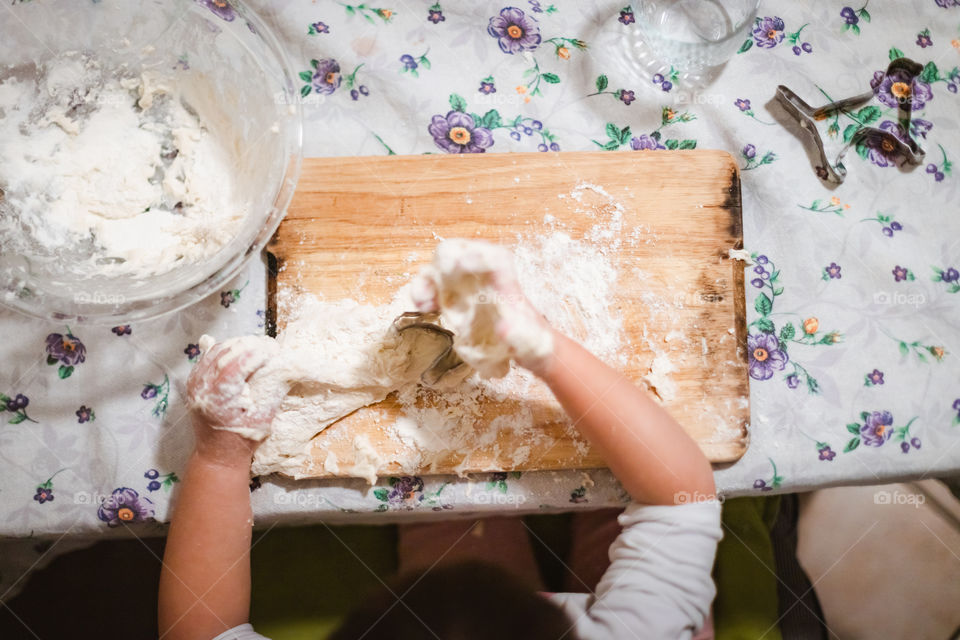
xmin=0 ymin=0 xmax=302 ymax=323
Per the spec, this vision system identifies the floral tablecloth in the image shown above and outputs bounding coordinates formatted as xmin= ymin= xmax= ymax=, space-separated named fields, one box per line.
xmin=2 ymin=0 xmax=960 ymax=598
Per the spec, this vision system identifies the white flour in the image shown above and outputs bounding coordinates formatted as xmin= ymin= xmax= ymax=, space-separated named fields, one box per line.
xmin=195 ymin=183 xmax=672 ymax=482
xmin=0 ymin=54 xmax=246 ymax=277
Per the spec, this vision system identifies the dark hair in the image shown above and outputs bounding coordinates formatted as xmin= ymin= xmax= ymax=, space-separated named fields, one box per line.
xmin=330 ymin=560 xmax=578 ymax=640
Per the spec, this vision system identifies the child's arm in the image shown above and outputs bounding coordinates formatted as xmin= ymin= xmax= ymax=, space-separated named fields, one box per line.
xmin=536 ymin=329 xmax=716 ymax=505
xmin=158 ymin=342 xmax=278 ymax=640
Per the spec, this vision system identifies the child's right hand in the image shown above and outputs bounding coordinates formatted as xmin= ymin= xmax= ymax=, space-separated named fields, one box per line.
xmin=411 ymin=240 xmax=555 ymax=376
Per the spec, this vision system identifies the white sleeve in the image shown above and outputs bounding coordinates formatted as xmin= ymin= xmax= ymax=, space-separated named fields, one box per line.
xmin=210 ymin=623 xmax=271 ymax=640
xmin=550 ymin=500 xmax=722 ymax=640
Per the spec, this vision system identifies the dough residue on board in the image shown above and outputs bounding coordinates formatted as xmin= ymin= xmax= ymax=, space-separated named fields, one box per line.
xmin=211 ymin=294 xmax=455 ymax=481
xmin=0 ymin=53 xmax=247 ymax=277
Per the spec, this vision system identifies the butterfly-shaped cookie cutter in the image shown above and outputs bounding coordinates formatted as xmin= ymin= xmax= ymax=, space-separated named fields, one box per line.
xmin=775 ymin=57 xmax=926 ymax=184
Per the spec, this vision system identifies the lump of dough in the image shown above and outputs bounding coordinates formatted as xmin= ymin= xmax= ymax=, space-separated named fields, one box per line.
xmin=418 ymin=239 xmax=553 ymax=379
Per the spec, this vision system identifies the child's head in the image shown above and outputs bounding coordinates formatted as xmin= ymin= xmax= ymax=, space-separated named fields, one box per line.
xmin=330 ymin=560 xmax=577 ymax=640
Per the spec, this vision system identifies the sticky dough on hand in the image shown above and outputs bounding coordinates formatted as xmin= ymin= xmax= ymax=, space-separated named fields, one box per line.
xmin=414 ymin=238 xmax=554 ymax=378
xmin=189 ymin=334 xmax=283 ymax=441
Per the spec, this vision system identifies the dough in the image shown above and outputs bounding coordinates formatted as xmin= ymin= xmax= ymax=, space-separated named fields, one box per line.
xmin=0 ymin=54 xmax=246 ymax=277
xmin=413 ymin=239 xmax=554 ymax=378
xmin=198 ymin=296 xmax=453 ymax=479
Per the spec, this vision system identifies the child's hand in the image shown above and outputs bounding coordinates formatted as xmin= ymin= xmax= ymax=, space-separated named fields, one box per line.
xmin=186 ymin=336 xmax=281 ymax=467
xmin=411 ymin=240 xmax=555 ymax=376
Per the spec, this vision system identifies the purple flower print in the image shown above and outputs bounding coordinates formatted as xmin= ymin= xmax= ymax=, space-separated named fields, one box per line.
xmin=752 ymin=16 xmax=785 ymax=49
xmin=479 ymin=80 xmax=496 ymax=94
xmin=427 ymin=8 xmax=444 ymax=23
xmin=34 ymin=487 xmax=54 ymax=504
xmin=310 ymin=21 xmax=329 ymax=34
xmin=5 ymin=394 xmax=28 ymax=412
xmin=312 ymin=59 xmax=341 ymax=95
xmin=860 ymin=411 xmax=894 ymax=447
xmin=747 ymin=333 xmax=788 ymax=381
xmin=910 ymin=437 xmax=921 ymax=449
xmin=909 ymin=118 xmax=932 ymax=139
xmin=147 ymin=480 xmax=162 ymax=492
xmin=196 ymin=0 xmax=236 ymax=21
xmin=428 ymin=111 xmax=494 ymax=153
xmin=76 ymin=405 xmax=94 ymax=423
xmin=825 ymin=262 xmax=842 ymax=279
xmin=751 ymin=278 xmax=764 ymax=288
xmin=184 ymin=343 xmax=201 ymax=360
xmin=879 ymin=120 xmax=909 ymax=145
xmin=735 ymin=98 xmax=751 ymax=112
xmin=111 ymin=325 xmax=131 ymax=337
xmin=400 ymin=54 xmax=418 ymax=71
xmin=487 ymin=7 xmax=541 ymax=55
xmin=866 ymin=369 xmax=884 ymax=385
xmin=141 ymin=384 xmax=158 ymax=400
xmin=46 ymin=332 xmax=86 ymax=366
xmin=630 ymin=135 xmax=664 ymax=151
xmin=916 ymin=31 xmax=932 ymax=48
xmin=818 ymin=446 xmax=836 ymax=461
xmin=618 ymin=8 xmax=635 ymax=25
xmin=145 ymin=469 xmax=159 ymax=480
xmin=387 ymin=476 xmax=424 ymax=504
xmin=753 ymin=479 xmax=772 ymax=491
xmin=742 ymin=144 xmax=756 ymax=159
xmin=840 ymin=6 xmax=858 ymax=25
xmin=870 ymin=69 xmax=933 ymax=111
xmin=619 ymin=89 xmax=636 ymax=105
xmin=786 ymin=374 xmax=800 ymax=389
xmin=892 ymin=265 xmax=909 ymax=281
xmin=942 ymin=268 xmax=960 ymax=283
xmin=862 ymin=131 xmax=905 ymax=168
xmin=97 ymin=487 xmax=154 ymax=527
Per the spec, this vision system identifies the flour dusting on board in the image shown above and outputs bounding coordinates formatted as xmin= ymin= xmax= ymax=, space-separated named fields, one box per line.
xmin=240 ymin=179 xmax=750 ymax=482
xmin=253 ymin=181 xmax=667 ymax=481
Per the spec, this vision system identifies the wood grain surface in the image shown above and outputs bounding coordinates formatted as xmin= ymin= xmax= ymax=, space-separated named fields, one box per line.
xmin=269 ymin=151 xmax=749 ymax=479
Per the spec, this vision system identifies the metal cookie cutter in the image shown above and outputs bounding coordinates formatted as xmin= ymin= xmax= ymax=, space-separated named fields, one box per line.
xmin=392 ymin=312 xmax=469 ymax=386
xmin=775 ymin=57 xmax=926 ymax=184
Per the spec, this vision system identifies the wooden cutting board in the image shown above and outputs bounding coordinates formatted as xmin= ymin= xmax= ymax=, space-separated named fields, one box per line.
xmin=268 ymin=151 xmax=749 ymax=479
